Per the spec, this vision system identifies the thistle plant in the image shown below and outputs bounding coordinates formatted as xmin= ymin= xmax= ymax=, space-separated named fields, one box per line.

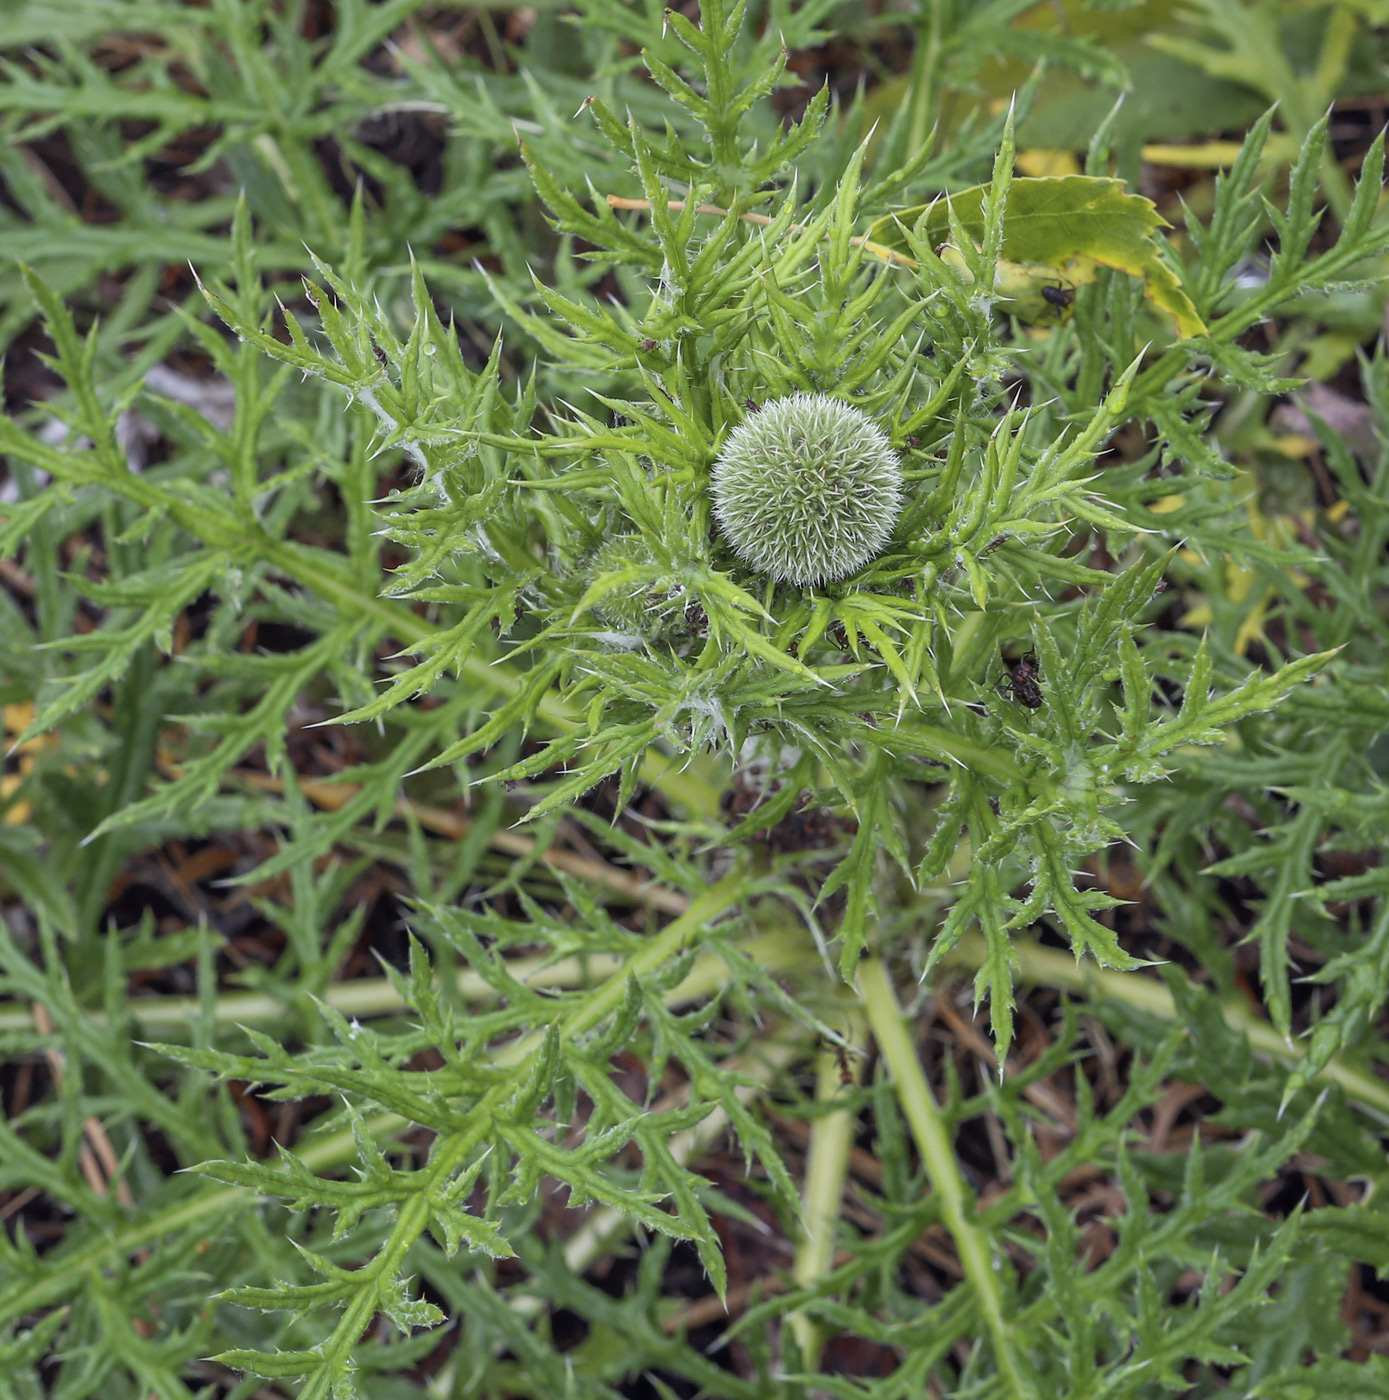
xmin=711 ymin=393 xmax=903 ymax=584
xmin=3 ymin=1 xmax=1389 ymax=1397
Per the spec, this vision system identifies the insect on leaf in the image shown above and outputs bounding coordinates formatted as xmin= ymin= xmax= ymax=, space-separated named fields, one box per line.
xmin=864 ymin=175 xmax=1206 ymax=337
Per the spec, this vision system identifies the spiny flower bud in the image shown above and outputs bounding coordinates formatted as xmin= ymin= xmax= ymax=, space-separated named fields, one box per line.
xmin=710 ymin=393 xmax=902 ymax=586
xmin=584 ymin=536 xmax=661 ymax=633
xmin=582 ymin=536 xmax=686 ymax=639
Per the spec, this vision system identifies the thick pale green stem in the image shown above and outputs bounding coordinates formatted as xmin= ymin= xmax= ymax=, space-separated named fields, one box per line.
xmin=858 ymin=956 xmax=1031 ymax=1399
xmin=787 ymin=1007 xmax=868 ymax=1369
xmin=944 ymin=934 xmax=1389 ymax=1119
xmin=8 ymin=921 xmax=1384 ymax=1115
xmin=0 ymin=927 xmax=803 ymax=1035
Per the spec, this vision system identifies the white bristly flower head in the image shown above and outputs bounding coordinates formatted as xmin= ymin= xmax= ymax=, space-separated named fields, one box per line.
xmin=710 ymin=393 xmax=903 ymax=586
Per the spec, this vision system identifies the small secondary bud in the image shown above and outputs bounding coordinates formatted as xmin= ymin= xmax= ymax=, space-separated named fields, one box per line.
xmin=711 ymin=393 xmax=902 ymax=586
xmin=585 ymin=536 xmax=659 ymax=633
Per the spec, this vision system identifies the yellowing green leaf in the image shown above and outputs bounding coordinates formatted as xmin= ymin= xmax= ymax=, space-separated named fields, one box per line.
xmin=864 ymin=175 xmax=1206 ymax=338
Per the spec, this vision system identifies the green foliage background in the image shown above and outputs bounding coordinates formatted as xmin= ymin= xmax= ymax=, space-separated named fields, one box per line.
xmin=2 ymin=1 xmax=1389 ymax=1397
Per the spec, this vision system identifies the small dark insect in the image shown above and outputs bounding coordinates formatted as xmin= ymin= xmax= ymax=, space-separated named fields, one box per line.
xmin=371 ymin=342 xmax=389 ymax=367
xmin=1040 ymin=280 xmax=1075 ymax=317
xmin=922 ymin=344 xmax=936 ymax=359
xmin=744 ymin=398 xmax=759 ymax=412
xmin=639 ymin=338 xmax=658 ymax=352
xmin=682 ymin=599 xmax=708 ymax=634
xmin=1153 ymin=579 xmax=1170 ymax=596
xmin=995 ymin=650 xmax=1044 ymax=709
xmin=981 ymin=533 xmax=1007 ymax=556
xmin=824 ymin=1039 xmax=862 ymax=1087
xmin=907 ymin=436 xmax=921 ymax=449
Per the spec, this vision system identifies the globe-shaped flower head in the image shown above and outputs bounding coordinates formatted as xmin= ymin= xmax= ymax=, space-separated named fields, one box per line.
xmin=711 ymin=393 xmax=903 ymax=586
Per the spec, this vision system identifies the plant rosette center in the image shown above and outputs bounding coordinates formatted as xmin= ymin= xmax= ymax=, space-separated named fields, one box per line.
xmin=710 ymin=393 xmax=903 ymax=586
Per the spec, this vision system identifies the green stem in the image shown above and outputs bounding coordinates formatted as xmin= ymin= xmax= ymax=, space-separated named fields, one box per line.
xmin=857 ymin=957 xmax=1030 ymax=1399
xmin=310 ymin=1087 xmax=509 ymax=1398
xmin=906 ymin=0 xmax=945 ymax=160
xmin=489 ymin=1034 xmax=808 ymax=1338
xmin=945 ymin=934 xmax=1389 ymax=1119
xmin=1310 ymin=5 xmax=1357 ymax=223
xmin=787 ymin=1006 xmax=867 ymax=1370
xmin=538 ymin=868 xmax=748 ymax=1044
xmin=13 ymin=904 xmax=1385 ymax=1336
xmin=271 ymin=868 xmax=754 ymax=1392
xmin=0 ymin=927 xmax=806 ymax=1035
xmin=258 ymin=537 xmax=719 ymax=818
xmin=0 ymin=872 xmax=754 ymax=1332
xmin=75 ymin=643 xmax=160 ymax=941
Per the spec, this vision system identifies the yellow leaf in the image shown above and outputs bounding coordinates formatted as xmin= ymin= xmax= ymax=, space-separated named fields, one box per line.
xmin=866 ymin=175 xmax=1206 ymax=338
xmin=1017 ymin=149 xmax=1082 ymax=177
